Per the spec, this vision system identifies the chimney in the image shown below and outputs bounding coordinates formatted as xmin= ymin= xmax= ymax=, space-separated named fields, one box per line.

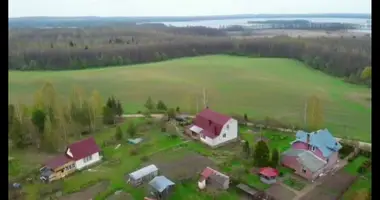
xmin=306 ymin=134 xmax=310 ymax=144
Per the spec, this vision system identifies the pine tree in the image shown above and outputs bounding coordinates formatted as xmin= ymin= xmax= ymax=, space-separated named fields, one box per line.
xmin=126 ymin=120 xmax=137 ymax=138
xmin=242 ymin=140 xmax=250 ymax=158
xmin=144 ymin=96 xmax=154 ymax=111
xmin=156 ymin=100 xmax=167 ymax=111
xmin=253 ymin=140 xmax=270 ymax=167
xmin=270 ymin=148 xmax=280 ymax=168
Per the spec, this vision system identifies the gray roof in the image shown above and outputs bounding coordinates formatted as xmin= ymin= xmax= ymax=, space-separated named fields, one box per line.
xmin=296 ymin=151 xmax=326 ymax=172
xmin=149 ymin=176 xmax=175 ymax=192
xmin=129 ymin=164 xmax=158 ymax=180
xmin=282 ymin=149 xmax=306 ymax=157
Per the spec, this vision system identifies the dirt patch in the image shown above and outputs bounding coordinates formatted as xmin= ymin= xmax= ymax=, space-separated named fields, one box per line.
xmin=147 ymin=151 xmax=217 ymax=181
xmin=106 ymin=191 xmax=134 ymax=200
xmin=299 ymin=169 xmax=357 ymax=200
xmin=59 ymin=181 xmax=109 ymax=200
xmin=266 ymin=184 xmax=296 ymax=200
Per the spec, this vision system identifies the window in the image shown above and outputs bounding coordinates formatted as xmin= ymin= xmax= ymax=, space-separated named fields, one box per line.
xmin=83 ymin=155 xmax=93 ymax=163
xmin=223 ymin=134 xmax=226 ymax=138
xmin=226 ymin=125 xmax=229 ymax=129
xmin=311 ymin=146 xmax=316 ymax=151
xmin=302 ymin=168 xmax=307 ymax=173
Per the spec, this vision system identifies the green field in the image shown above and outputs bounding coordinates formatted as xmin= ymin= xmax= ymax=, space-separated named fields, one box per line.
xmin=8 ymin=55 xmax=371 ymax=141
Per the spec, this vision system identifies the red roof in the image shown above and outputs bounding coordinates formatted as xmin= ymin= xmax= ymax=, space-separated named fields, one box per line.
xmin=194 ymin=108 xmax=232 ymax=139
xmin=259 ymin=167 xmax=279 ymax=177
xmin=201 ymin=167 xmax=215 ymax=179
xmin=67 ymin=137 xmax=101 ymax=161
xmin=45 ymin=155 xmax=73 ymax=169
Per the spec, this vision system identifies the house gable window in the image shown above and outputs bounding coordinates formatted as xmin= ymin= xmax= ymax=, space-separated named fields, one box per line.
xmin=302 ymin=167 xmax=307 ymax=173
xmin=223 ymin=134 xmax=226 ymax=138
xmin=226 ymin=125 xmax=229 ymax=129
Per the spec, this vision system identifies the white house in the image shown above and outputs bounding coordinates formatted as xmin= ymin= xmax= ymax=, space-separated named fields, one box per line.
xmin=188 ymin=108 xmax=238 ymax=147
xmin=65 ymin=137 xmax=102 ymax=170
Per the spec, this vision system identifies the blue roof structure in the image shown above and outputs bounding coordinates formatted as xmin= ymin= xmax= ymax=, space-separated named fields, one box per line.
xmin=292 ymin=129 xmax=342 ymax=158
xmin=149 ymin=176 xmax=175 ymax=192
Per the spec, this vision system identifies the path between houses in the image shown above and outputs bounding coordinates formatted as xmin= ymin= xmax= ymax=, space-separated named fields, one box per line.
xmin=121 ymin=114 xmax=372 ymax=148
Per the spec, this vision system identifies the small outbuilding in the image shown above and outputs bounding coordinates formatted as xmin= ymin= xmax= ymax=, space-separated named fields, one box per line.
xmin=148 ymin=176 xmax=175 ymax=200
xmin=259 ymin=167 xmax=279 ymax=184
xmin=198 ymin=167 xmax=230 ymax=190
xmin=127 ymin=164 xmax=159 ymax=186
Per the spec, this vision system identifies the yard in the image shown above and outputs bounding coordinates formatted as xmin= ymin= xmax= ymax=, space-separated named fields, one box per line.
xmin=10 ymin=117 xmax=299 ymax=200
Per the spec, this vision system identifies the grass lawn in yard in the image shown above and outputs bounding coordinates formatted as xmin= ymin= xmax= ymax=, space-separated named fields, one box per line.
xmin=342 ymin=171 xmax=371 ymax=200
xmin=9 ymin=55 xmax=371 ymax=141
xmin=344 ymin=156 xmax=369 ymax=175
xmin=283 ymin=177 xmax=306 ymax=191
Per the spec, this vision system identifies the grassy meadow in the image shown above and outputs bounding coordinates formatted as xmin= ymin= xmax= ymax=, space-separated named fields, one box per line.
xmin=8 ymin=55 xmax=371 ymax=141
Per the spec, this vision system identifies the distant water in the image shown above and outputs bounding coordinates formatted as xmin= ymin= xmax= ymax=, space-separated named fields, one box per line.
xmin=157 ymin=17 xmax=371 ymax=33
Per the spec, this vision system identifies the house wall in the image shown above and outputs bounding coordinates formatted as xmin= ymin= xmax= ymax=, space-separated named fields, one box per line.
xmin=282 ymin=156 xmax=313 ymax=180
xmin=75 ymin=152 xmax=101 ymax=170
xmin=200 ymin=119 xmax=238 ymax=147
xmin=291 ymin=142 xmax=325 ymax=159
xmin=324 ymin=151 xmax=339 ymax=170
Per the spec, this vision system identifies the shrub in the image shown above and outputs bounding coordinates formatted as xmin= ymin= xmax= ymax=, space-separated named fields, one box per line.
xmin=129 ymin=148 xmax=138 ymax=156
xmin=140 ymin=156 xmax=149 ymax=162
xmin=347 ymin=157 xmax=355 ymax=162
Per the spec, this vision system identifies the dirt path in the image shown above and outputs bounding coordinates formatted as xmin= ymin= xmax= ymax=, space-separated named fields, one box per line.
xmin=59 ymin=181 xmax=109 ymax=200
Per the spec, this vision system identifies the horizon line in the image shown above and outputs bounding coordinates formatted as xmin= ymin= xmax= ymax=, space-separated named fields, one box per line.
xmin=9 ymin=13 xmax=371 ymax=19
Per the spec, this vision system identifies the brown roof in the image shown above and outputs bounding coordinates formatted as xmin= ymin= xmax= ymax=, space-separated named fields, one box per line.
xmin=67 ymin=137 xmax=101 ymax=161
xmin=194 ymin=108 xmax=231 ymax=139
xmin=45 ymin=155 xmax=73 ymax=169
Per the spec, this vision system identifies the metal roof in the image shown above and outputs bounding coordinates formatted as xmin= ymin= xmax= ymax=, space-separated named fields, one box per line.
xmin=296 ymin=151 xmax=326 ymax=172
xmin=149 ymin=176 xmax=175 ymax=192
xmin=189 ymin=125 xmax=203 ymax=134
xmin=129 ymin=164 xmax=158 ymax=180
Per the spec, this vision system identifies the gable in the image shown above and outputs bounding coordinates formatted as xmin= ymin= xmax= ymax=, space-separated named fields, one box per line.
xmin=294 ymin=129 xmax=342 ymax=158
xmin=194 ymin=109 xmax=232 ymax=139
xmin=68 ymin=137 xmax=101 ymax=161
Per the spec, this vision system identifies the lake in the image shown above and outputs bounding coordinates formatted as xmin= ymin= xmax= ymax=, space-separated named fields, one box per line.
xmin=156 ymin=17 xmax=371 ymax=32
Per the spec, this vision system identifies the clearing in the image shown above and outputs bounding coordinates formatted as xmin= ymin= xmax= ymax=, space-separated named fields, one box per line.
xmin=8 ymin=55 xmax=371 ymax=141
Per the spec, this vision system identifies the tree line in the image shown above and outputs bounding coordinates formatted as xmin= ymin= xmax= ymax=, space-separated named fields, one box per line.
xmin=9 ymin=25 xmax=371 ymax=87
xmin=8 ymin=82 xmax=125 ymax=152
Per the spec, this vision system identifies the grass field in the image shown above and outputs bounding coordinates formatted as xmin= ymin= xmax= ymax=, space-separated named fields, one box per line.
xmin=8 ymin=55 xmax=371 ymax=141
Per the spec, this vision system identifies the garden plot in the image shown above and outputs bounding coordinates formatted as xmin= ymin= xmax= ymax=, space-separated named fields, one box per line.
xmin=59 ymin=181 xmax=109 ymax=200
xmin=147 ymin=149 xmax=217 ymax=181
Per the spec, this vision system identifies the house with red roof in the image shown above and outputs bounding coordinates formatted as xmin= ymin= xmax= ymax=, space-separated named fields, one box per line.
xmin=40 ymin=137 xmax=102 ymax=182
xmin=187 ymin=108 xmax=238 ymax=147
xmin=198 ymin=167 xmax=230 ymax=190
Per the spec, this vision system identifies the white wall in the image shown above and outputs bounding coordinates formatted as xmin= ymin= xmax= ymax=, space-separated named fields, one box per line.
xmin=200 ymin=119 xmax=238 ymax=147
xmin=75 ymin=152 xmax=101 ymax=170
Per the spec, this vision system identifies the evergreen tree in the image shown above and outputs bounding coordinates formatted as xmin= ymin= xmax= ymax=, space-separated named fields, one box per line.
xmin=31 ymin=108 xmax=46 ymax=134
xmin=156 ymin=100 xmax=167 ymax=111
xmin=102 ymin=106 xmax=114 ymax=125
xmin=126 ymin=120 xmax=137 ymax=137
xmin=116 ymin=100 xmax=123 ymax=116
xmin=242 ymin=140 xmax=251 ymax=158
xmin=253 ymin=140 xmax=270 ymax=167
xmin=270 ymin=148 xmax=280 ymax=168
xmin=144 ymin=96 xmax=154 ymax=111
xmin=167 ymin=108 xmax=176 ymax=120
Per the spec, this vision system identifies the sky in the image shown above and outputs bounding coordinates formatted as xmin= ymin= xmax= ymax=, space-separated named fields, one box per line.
xmin=9 ymin=0 xmax=371 ymax=18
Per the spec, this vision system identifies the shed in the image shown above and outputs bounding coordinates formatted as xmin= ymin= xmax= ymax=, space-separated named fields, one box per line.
xmin=259 ymin=167 xmax=279 ymax=184
xmin=149 ymin=176 xmax=175 ymax=200
xmin=199 ymin=167 xmax=230 ymax=190
xmin=128 ymin=164 xmax=159 ymax=186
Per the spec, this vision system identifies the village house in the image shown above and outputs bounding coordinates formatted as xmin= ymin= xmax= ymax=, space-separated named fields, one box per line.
xmin=258 ymin=167 xmax=279 ymax=184
xmin=127 ymin=164 xmax=159 ymax=186
xmin=281 ymin=129 xmax=342 ymax=181
xmin=198 ymin=167 xmax=230 ymax=190
xmin=40 ymin=137 xmax=102 ymax=182
xmin=148 ymin=176 xmax=175 ymax=200
xmin=186 ymin=108 xmax=238 ymax=147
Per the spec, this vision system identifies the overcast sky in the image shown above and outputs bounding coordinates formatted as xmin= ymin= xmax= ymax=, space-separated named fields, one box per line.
xmin=9 ymin=0 xmax=371 ymax=18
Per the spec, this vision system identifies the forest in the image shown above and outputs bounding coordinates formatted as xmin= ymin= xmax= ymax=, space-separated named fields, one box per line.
xmin=9 ymin=24 xmax=371 ymax=86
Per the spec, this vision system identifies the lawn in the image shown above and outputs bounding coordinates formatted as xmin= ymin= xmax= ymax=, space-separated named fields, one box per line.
xmin=342 ymin=171 xmax=371 ymax=200
xmin=344 ymin=156 xmax=369 ymax=175
xmin=9 ymin=55 xmax=371 ymax=141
